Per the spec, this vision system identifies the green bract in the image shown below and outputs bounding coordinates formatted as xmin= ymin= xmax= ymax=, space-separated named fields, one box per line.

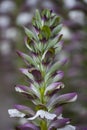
xmin=8 ymin=9 xmax=77 ymax=130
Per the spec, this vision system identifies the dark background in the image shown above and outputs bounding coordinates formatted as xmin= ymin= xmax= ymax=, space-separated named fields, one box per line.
xmin=0 ymin=0 xmax=87 ymax=130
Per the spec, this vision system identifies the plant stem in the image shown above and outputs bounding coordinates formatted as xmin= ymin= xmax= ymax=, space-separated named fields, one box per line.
xmin=40 ymin=120 xmax=48 ymax=130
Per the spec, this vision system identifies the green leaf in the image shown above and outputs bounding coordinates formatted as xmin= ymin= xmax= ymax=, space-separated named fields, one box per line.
xmin=20 ymin=68 xmax=34 ymax=81
xmin=35 ymin=42 xmax=43 ymax=52
xmin=50 ymin=16 xmax=60 ymax=27
xmin=36 ymin=104 xmax=48 ymax=111
xmin=52 ymin=24 xmax=62 ymax=36
xmin=24 ymin=27 xmax=34 ymax=39
xmin=33 ymin=9 xmax=42 ymax=29
xmin=25 ymin=38 xmax=33 ymax=51
xmin=21 ymin=52 xmax=37 ymax=67
xmin=44 ymin=37 xmax=58 ymax=50
xmin=42 ymin=9 xmax=51 ymax=19
xmin=55 ymin=42 xmax=63 ymax=54
xmin=58 ymin=34 xmax=63 ymax=42
xmin=46 ymin=61 xmax=62 ymax=77
xmin=45 ymin=10 xmax=51 ymax=18
xmin=24 ymin=27 xmax=38 ymax=42
xmin=23 ymin=54 xmax=35 ymax=65
xmin=40 ymin=25 xmax=51 ymax=40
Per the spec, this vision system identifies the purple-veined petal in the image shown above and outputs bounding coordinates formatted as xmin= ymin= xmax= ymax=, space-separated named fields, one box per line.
xmin=16 ymin=50 xmax=36 ymax=67
xmin=54 ymin=106 xmax=63 ymax=116
xmin=60 ymin=57 xmax=68 ymax=65
xmin=28 ymin=110 xmax=56 ymax=120
xmin=49 ymin=118 xmax=70 ymax=130
xmin=57 ymin=70 xmax=64 ymax=77
xmin=19 ymin=68 xmax=43 ymax=84
xmin=45 ymin=82 xmax=64 ymax=95
xmin=30 ymin=68 xmax=43 ymax=83
xmin=53 ymin=71 xmax=64 ymax=82
xmin=47 ymin=92 xmax=77 ymax=108
xmin=17 ymin=123 xmax=40 ymax=130
xmin=8 ymin=109 xmax=25 ymax=118
xmin=57 ymin=93 xmax=78 ymax=103
xmin=15 ymin=85 xmax=37 ymax=99
xmin=14 ymin=104 xmax=35 ymax=116
xmin=19 ymin=68 xmax=28 ymax=74
xmin=15 ymin=83 xmax=40 ymax=99
xmin=19 ymin=68 xmax=34 ymax=81
xmin=15 ymin=85 xmax=30 ymax=93
xmin=46 ymin=58 xmax=67 ymax=78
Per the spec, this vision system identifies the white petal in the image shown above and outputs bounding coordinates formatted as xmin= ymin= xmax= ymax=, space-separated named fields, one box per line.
xmin=44 ymin=111 xmax=56 ymax=120
xmin=28 ymin=110 xmax=56 ymax=120
xmin=8 ymin=109 xmax=25 ymax=118
xmin=58 ymin=114 xmax=63 ymax=119
xmin=68 ymin=95 xmax=77 ymax=102
xmin=15 ymin=87 xmax=24 ymax=93
xmin=58 ymin=125 xmax=76 ymax=130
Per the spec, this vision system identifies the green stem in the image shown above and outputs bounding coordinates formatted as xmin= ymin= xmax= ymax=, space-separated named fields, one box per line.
xmin=39 ymin=53 xmax=48 ymax=129
xmin=40 ymin=120 xmax=48 ymax=130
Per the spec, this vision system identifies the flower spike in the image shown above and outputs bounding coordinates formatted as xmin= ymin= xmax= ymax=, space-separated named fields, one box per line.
xmin=8 ymin=9 xmax=77 ymax=130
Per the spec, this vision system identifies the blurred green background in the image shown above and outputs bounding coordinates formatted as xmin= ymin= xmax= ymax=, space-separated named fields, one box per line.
xmin=0 ymin=0 xmax=87 ymax=130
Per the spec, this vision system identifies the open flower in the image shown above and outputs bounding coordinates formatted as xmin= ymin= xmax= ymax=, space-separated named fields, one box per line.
xmin=8 ymin=109 xmax=25 ymax=118
xmin=28 ymin=110 xmax=56 ymax=120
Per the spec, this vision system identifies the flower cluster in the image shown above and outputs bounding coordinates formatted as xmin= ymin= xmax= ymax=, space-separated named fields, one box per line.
xmin=8 ymin=9 xmax=77 ymax=130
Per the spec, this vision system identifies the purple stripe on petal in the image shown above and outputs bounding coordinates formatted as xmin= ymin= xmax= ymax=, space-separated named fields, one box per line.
xmin=57 ymin=71 xmax=64 ymax=78
xmin=54 ymin=106 xmax=63 ymax=116
xmin=61 ymin=58 xmax=68 ymax=65
xmin=16 ymin=50 xmax=23 ymax=57
xmin=53 ymin=71 xmax=64 ymax=82
xmin=18 ymin=123 xmax=40 ymax=130
xmin=19 ymin=68 xmax=29 ymax=74
xmin=15 ymin=85 xmax=30 ymax=93
xmin=19 ymin=68 xmax=34 ymax=82
xmin=15 ymin=85 xmax=37 ymax=99
xmin=49 ymin=118 xmax=70 ymax=130
xmin=16 ymin=50 xmax=36 ymax=66
xmin=16 ymin=51 xmax=29 ymax=60
xmin=58 ymin=41 xmax=64 ymax=47
xmin=45 ymin=82 xmax=64 ymax=95
xmin=47 ymin=92 xmax=77 ymax=108
xmin=58 ymin=92 xmax=77 ymax=102
xmin=14 ymin=104 xmax=35 ymax=116
xmin=16 ymin=51 xmax=29 ymax=65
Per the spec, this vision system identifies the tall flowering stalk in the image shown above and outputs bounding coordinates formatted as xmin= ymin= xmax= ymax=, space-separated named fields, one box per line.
xmin=8 ymin=9 xmax=77 ymax=130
